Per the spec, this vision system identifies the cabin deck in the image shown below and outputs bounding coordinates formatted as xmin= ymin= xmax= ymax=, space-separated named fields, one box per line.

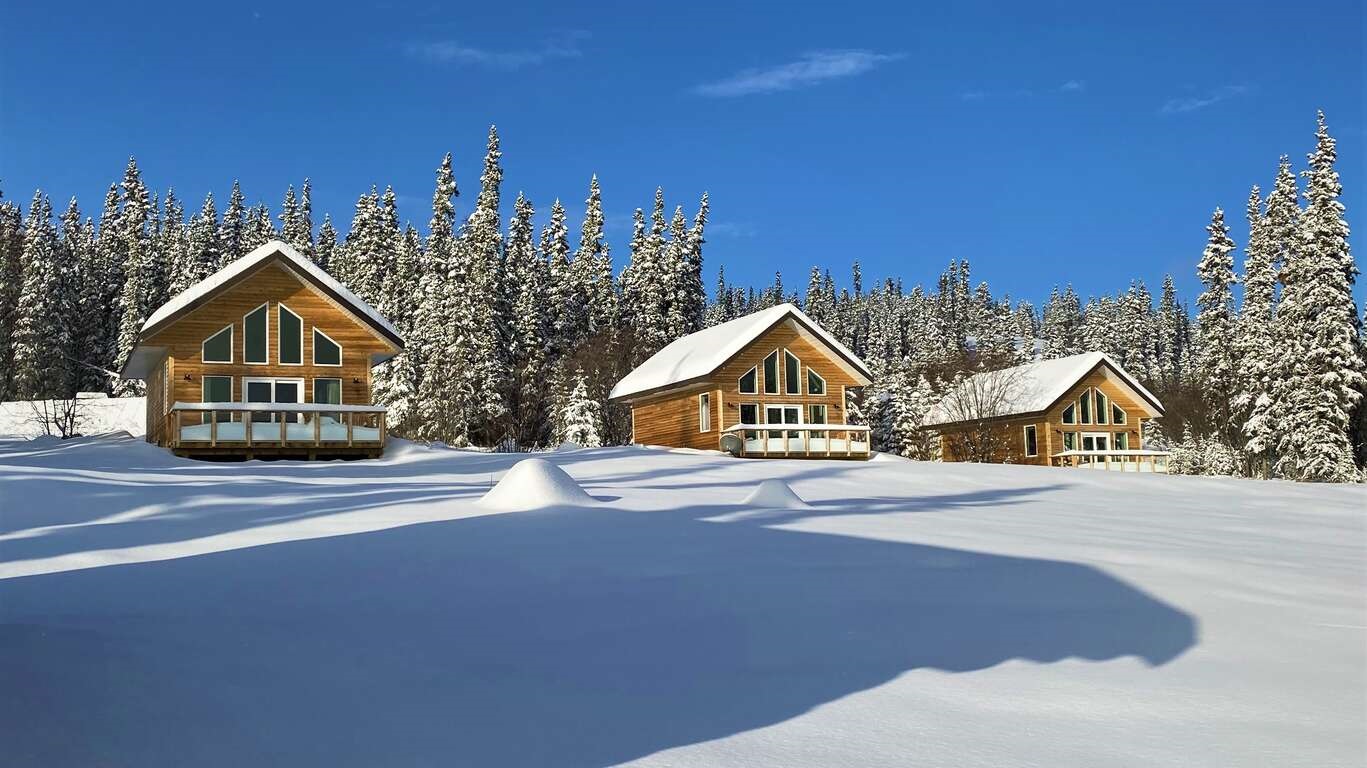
xmin=163 ymin=402 xmax=387 ymax=460
xmin=721 ymin=424 xmax=872 ymax=460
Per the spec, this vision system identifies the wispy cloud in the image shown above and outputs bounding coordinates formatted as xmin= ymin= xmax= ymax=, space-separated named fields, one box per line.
xmin=691 ymin=50 xmax=904 ymax=98
xmin=960 ymin=80 xmax=1083 ymax=101
xmin=1160 ymin=84 xmax=1250 ymax=114
xmin=406 ymin=32 xmax=586 ymax=70
xmin=707 ymin=221 xmax=757 ymax=239
xmin=1059 ymin=80 xmax=1085 ymax=92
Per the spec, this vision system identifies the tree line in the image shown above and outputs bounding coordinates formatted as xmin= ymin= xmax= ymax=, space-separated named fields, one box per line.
xmin=0 ymin=115 xmax=1360 ymax=480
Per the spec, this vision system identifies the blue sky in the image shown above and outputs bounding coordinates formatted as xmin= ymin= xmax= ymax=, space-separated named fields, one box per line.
xmin=2 ymin=0 xmax=1362 ymax=307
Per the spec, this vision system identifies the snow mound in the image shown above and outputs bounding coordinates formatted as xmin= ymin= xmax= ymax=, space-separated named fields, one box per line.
xmin=480 ymin=458 xmax=596 ymax=511
xmin=741 ymin=479 xmax=812 ymax=510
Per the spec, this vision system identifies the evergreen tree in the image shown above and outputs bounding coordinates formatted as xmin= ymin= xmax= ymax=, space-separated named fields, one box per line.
xmin=280 ymin=180 xmax=315 ymax=258
xmin=1236 ymin=185 xmax=1278 ymax=475
xmin=242 ymin=201 xmax=276 ymax=252
xmin=1194 ymin=207 xmax=1239 ymax=444
xmin=219 ymin=180 xmax=246 ymax=268
xmin=0 ymin=191 xmax=25 ymax=400
xmin=1155 ymin=275 xmax=1188 ymax=391
xmin=315 ymin=214 xmax=337 ymax=272
xmin=561 ymin=370 xmax=603 ymax=447
xmin=12 ymin=192 xmax=70 ymax=398
xmin=461 ymin=125 xmax=511 ymax=444
xmin=93 ymin=183 xmax=124 ymax=379
xmin=1271 ymin=112 xmax=1364 ymax=481
xmin=114 ymin=158 xmax=152 ymax=395
xmin=572 ymin=175 xmax=615 ymax=339
xmin=179 ymin=192 xmax=220 ymax=293
xmin=543 ymin=199 xmax=575 ymax=358
xmin=1041 ymin=285 xmax=1083 ymax=359
xmin=506 ymin=192 xmax=552 ymax=446
xmin=412 ymin=153 xmax=461 ymax=442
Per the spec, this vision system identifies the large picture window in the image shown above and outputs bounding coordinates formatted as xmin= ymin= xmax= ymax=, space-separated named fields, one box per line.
xmin=807 ymin=368 xmax=826 ymax=396
xmin=202 ymin=324 xmax=233 ymax=364
xmin=313 ymin=328 xmax=342 ymax=366
xmin=739 ymin=403 xmax=759 ymax=441
xmin=244 ymin=303 xmax=268 ymax=364
xmin=762 ymin=351 xmax=779 ymax=394
xmin=738 ymin=366 xmax=758 ymax=394
xmin=1078 ymin=390 xmax=1092 ymax=424
xmin=278 ymin=304 xmax=302 ymax=365
xmin=783 ymin=351 xmax=800 ymax=395
xmin=1094 ymin=390 xmax=1109 ymax=425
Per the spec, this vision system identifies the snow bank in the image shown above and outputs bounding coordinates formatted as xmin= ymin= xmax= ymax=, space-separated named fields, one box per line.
xmin=479 ymin=458 xmax=596 ymax=511
xmin=0 ymin=396 xmax=145 ymax=438
xmin=741 ymin=479 xmax=812 ymax=509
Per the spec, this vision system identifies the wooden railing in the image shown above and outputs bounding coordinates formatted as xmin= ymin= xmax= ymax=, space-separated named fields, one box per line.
xmin=167 ymin=402 xmax=387 ymax=449
xmin=721 ymin=423 xmax=871 ymax=459
xmin=1052 ymin=449 xmax=1170 ymax=473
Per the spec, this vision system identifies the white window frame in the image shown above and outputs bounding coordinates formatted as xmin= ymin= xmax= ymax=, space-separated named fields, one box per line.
xmin=202 ymin=324 xmax=234 ymax=364
xmin=1023 ymin=424 xmax=1038 ymax=457
xmin=242 ymin=376 xmax=306 ymax=423
xmin=1111 ymin=402 xmax=1127 ymax=425
xmin=313 ymin=327 xmax=343 ymax=367
xmin=808 ymin=403 xmax=827 ymax=424
xmin=699 ymin=392 xmax=711 ymax=432
xmin=739 ymin=402 xmax=760 ymax=440
xmin=1114 ymin=431 xmax=1130 ymax=450
xmin=762 ymin=350 xmax=780 ymax=395
xmin=243 ymin=302 xmax=269 ymax=365
xmin=1061 ymin=401 xmax=1077 ymax=425
xmin=277 ymin=303 xmax=304 ymax=366
xmin=312 ymin=377 xmax=344 ymax=405
xmin=202 ymin=374 xmax=233 ymax=425
xmin=1081 ymin=432 xmax=1110 ymax=451
xmin=806 ymin=367 xmax=826 ymax=396
xmin=1062 ymin=430 xmax=1078 ymax=451
xmin=783 ymin=350 xmax=801 ymax=395
xmin=738 ymin=365 xmax=758 ymax=395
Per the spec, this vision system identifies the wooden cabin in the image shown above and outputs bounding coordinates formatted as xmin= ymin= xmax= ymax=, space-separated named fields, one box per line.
xmin=609 ymin=304 xmax=874 ymax=458
xmin=923 ymin=352 xmax=1170 ymax=472
xmin=120 ymin=240 xmax=404 ymax=460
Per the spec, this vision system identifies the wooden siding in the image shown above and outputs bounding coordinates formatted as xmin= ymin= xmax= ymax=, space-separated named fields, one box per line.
xmin=630 ymin=319 xmax=864 ymax=450
xmin=939 ymin=367 xmax=1150 ymax=465
xmin=141 ymin=261 xmax=394 ymax=446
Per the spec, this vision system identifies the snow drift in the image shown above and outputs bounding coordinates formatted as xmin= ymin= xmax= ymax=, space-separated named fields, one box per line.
xmin=742 ymin=479 xmax=812 ymax=509
xmin=479 ymin=458 xmax=596 ymax=511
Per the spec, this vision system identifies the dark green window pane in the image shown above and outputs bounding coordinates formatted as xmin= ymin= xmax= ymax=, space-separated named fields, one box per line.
xmin=1112 ymin=403 xmax=1125 ymax=425
xmin=807 ymin=369 xmax=824 ymax=395
xmin=202 ymin=326 xmax=232 ymax=363
xmin=203 ymin=375 xmax=231 ymax=402
xmin=1095 ymin=391 xmax=1108 ymax=424
xmin=1079 ymin=392 xmax=1091 ymax=423
xmin=1025 ymin=425 xmax=1038 ymax=456
xmin=739 ymin=368 xmax=757 ymax=393
xmin=784 ymin=352 xmax=799 ymax=394
xmin=245 ymin=305 xmax=267 ymax=363
xmin=279 ymin=306 xmax=302 ymax=364
xmin=314 ymin=329 xmax=341 ymax=365
xmin=313 ymin=378 xmax=342 ymax=405
xmin=763 ymin=352 xmax=778 ymax=394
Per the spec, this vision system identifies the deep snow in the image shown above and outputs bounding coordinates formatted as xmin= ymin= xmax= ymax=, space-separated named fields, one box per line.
xmin=0 ymin=434 xmax=1363 ymax=767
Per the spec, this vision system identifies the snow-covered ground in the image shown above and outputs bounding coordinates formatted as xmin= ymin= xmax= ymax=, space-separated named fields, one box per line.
xmin=1 ymin=434 xmax=1363 ymax=767
xmin=0 ymin=395 xmax=144 ymax=439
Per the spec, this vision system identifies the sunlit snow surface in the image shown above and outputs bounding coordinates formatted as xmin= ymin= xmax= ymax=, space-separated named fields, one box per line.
xmin=1 ymin=434 xmax=1363 ymax=767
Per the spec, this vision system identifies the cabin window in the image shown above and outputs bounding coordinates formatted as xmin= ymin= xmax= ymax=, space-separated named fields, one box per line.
xmin=762 ymin=351 xmax=779 ymax=394
xmin=278 ymin=304 xmax=303 ymax=365
xmin=203 ymin=375 xmax=232 ymax=423
xmin=738 ymin=366 xmax=758 ymax=394
xmin=202 ymin=324 xmax=233 ymax=364
xmin=1094 ymin=390 xmax=1109 ymax=425
xmin=1114 ymin=431 xmax=1129 ymax=450
xmin=807 ymin=368 xmax=826 ymax=396
xmin=740 ymin=403 xmax=759 ymax=441
xmin=1023 ymin=425 xmax=1038 ymax=457
xmin=784 ymin=351 xmax=800 ymax=395
xmin=1111 ymin=403 xmax=1127 ymax=425
xmin=1062 ymin=431 xmax=1077 ymax=451
xmin=1061 ymin=401 xmax=1076 ymax=424
xmin=244 ymin=303 xmax=268 ymax=364
xmin=1078 ymin=391 xmax=1092 ymax=424
xmin=699 ymin=392 xmax=711 ymax=432
xmin=809 ymin=403 xmax=827 ymax=438
xmin=314 ymin=377 xmax=343 ymax=423
xmin=313 ymin=328 xmax=342 ymax=366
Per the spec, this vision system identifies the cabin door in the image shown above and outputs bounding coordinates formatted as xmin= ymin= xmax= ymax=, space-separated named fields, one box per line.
xmin=244 ymin=377 xmax=305 ymax=423
xmin=765 ymin=405 xmax=801 ymax=444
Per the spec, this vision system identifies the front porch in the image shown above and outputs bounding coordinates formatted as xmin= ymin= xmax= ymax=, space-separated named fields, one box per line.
xmin=1052 ymin=449 xmax=1171 ymax=473
xmin=165 ymin=402 xmax=388 ymax=460
xmin=721 ymin=423 xmax=871 ymax=460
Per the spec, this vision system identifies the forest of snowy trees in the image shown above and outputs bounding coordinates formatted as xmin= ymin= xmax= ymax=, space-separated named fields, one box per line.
xmin=1 ymin=114 xmax=1362 ymax=481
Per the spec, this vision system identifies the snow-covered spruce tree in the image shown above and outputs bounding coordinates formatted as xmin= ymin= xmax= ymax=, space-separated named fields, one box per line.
xmin=1154 ymin=274 xmax=1189 ymax=392
xmin=12 ymin=192 xmax=71 ymax=398
xmin=0 ymin=191 xmax=23 ymax=401
xmin=339 ymin=187 xmax=383 ymax=303
xmin=662 ymin=204 xmax=691 ymax=341
xmin=315 ymin=214 xmax=337 ymax=272
xmin=93 ymin=183 xmax=125 ymax=379
xmin=460 ymin=126 xmax=512 ymax=445
xmin=573 ymin=175 xmax=616 ymax=341
xmin=542 ymin=199 xmax=575 ymax=360
xmin=280 ymin=180 xmax=315 ymax=259
xmin=1235 ymin=185 xmax=1278 ymax=477
xmin=411 ymin=153 xmax=460 ymax=442
xmin=150 ymin=189 xmax=184 ymax=312
xmin=242 ymin=202 xmax=276 ymax=252
xmin=218 ymin=180 xmax=246 ymax=269
xmin=674 ymin=192 xmax=709 ymax=338
xmin=58 ymin=198 xmax=102 ymax=393
xmin=1116 ymin=282 xmax=1156 ymax=382
xmin=561 ymin=370 xmax=602 ymax=448
xmin=1193 ymin=207 xmax=1239 ymax=447
xmin=372 ymin=224 xmax=421 ymax=433
xmin=179 ymin=192 xmax=220 ymax=293
xmin=114 ymin=158 xmax=153 ymax=396
xmin=506 ymin=192 xmax=552 ymax=447
xmin=1041 ymin=285 xmax=1083 ymax=359
xmin=1271 ymin=112 xmax=1364 ymax=482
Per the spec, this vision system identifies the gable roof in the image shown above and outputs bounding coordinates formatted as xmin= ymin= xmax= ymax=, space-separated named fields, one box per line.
xmin=922 ymin=351 xmax=1164 ymax=428
xmin=609 ymin=303 xmax=872 ymax=402
xmin=121 ymin=240 xmax=402 ymax=379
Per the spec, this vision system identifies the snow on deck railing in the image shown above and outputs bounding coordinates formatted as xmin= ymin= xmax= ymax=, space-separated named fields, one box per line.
xmin=171 ymin=401 xmax=387 ymax=413
xmin=1051 ymin=449 xmax=1170 ymax=457
xmin=722 ymin=423 xmax=871 ymax=432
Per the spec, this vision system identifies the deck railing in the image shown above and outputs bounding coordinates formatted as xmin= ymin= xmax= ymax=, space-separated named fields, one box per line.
xmin=1052 ymin=449 xmax=1170 ymax=473
xmin=167 ymin=401 xmax=387 ymax=449
xmin=721 ymin=423 xmax=871 ymax=458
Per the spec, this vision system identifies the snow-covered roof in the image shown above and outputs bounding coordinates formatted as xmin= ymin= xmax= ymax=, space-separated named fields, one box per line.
xmin=141 ymin=240 xmax=401 ymax=343
xmin=923 ymin=351 xmax=1163 ymax=427
xmin=609 ymin=303 xmax=872 ymax=401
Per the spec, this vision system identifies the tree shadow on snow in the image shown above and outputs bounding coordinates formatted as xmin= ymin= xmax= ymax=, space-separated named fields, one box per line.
xmin=0 ymin=486 xmax=1197 ymax=768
